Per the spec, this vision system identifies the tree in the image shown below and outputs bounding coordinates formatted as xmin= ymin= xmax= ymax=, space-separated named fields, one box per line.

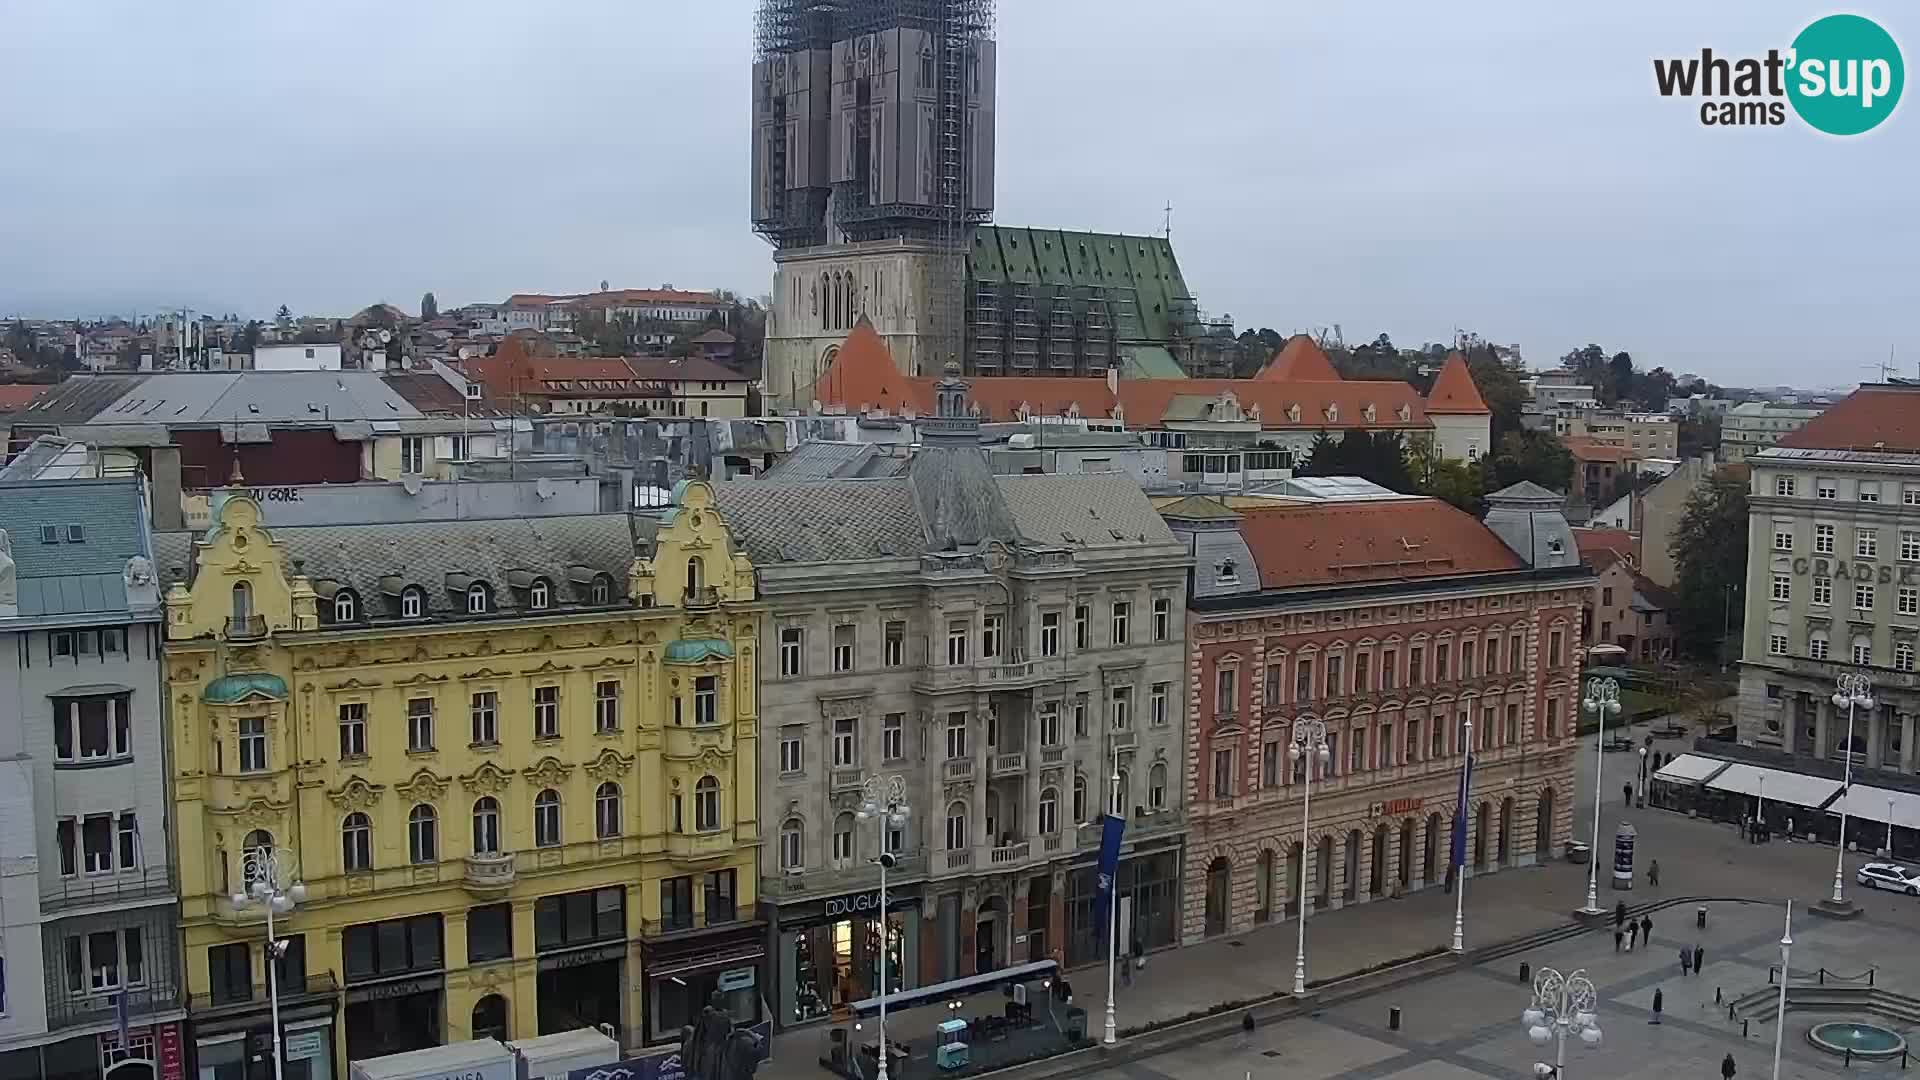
xmin=275 ymin=304 xmax=292 ymax=321
xmin=240 ymin=320 xmax=263 ymax=351
xmin=1669 ymin=474 xmax=1749 ymax=660
xmin=1423 ymin=459 xmax=1485 ymax=513
xmin=1465 ymin=349 xmax=1529 ymax=439
xmin=1300 ymin=431 xmax=1342 ymax=474
xmin=1483 ymin=429 xmax=1574 ymax=494
xmin=420 ymin=292 xmax=439 ymax=320
xmin=1299 ymin=429 xmax=1413 ymax=492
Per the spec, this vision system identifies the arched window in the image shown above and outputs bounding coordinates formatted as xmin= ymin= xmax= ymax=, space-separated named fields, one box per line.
xmin=1149 ymin=762 xmax=1169 ymax=811
xmin=595 ymin=782 xmax=622 ymax=839
xmin=779 ymin=817 xmax=803 ymax=870
xmin=1852 ymin=635 xmax=1873 ymax=666
xmin=1116 ymin=768 xmax=1131 ymax=816
xmin=408 ymin=805 xmax=437 ymax=864
xmin=242 ymin=829 xmax=273 ymax=857
xmin=467 ymin=582 xmax=491 ymax=614
xmin=590 ymin=575 xmax=612 ymax=605
xmin=844 ymin=272 xmax=855 ymax=328
xmin=472 ymin=797 xmax=501 ymax=854
xmin=1072 ymin=774 xmax=1087 ymax=824
xmin=534 ymin=789 xmax=562 ymax=847
xmin=529 ymin=579 xmax=551 ymax=611
xmin=342 ymin=813 xmax=371 ymax=872
xmin=471 ymin=994 xmax=509 ymax=1042
xmin=333 ymin=589 xmax=357 ymax=623
xmin=231 ymin=581 xmax=253 ymax=624
xmin=1038 ymin=787 xmax=1058 ymax=834
xmin=686 ymin=556 xmax=704 ymax=596
xmin=1809 ymin=629 xmax=1831 ymax=660
xmin=945 ymin=800 xmax=968 ymax=850
xmin=833 ymin=811 xmax=855 ymax=866
xmin=694 ymin=776 xmax=720 ymax=831
xmin=401 ymin=586 xmax=425 ymax=619
xmin=820 ymin=273 xmax=831 ymax=331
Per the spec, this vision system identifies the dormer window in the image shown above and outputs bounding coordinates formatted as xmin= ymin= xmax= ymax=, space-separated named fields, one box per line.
xmin=529 ymin=579 xmax=551 ymax=611
xmin=591 ymin=575 xmax=612 ymax=605
xmin=1216 ymin=558 xmax=1239 ymax=585
xmin=334 ymin=590 xmax=358 ymax=623
xmin=401 ymin=587 xmax=425 ymax=619
xmin=466 ymin=583 xmax=492 ymax=614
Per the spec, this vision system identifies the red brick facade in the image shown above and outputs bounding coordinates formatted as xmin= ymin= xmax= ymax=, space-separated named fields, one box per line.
xmin=1180 ymin=583 xmax=1584 ymax=943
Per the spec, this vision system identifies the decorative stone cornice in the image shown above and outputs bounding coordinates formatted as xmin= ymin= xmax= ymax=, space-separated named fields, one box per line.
xmin=327 ymin=775 xmax=386 ymax=811
xmin=395 ymin=767 xmax=451 ymax=803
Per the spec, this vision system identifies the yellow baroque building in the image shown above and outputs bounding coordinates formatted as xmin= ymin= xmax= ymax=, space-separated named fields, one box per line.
xmin=156 ymin=483 xmax=762 ymax=1080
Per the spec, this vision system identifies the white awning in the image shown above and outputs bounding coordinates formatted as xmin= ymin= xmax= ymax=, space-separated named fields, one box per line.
xmin=1705 ymin=763 xmax=1843 ymax=810
xmin=1827 ymin=784 xmax=1920 ymax=830
xmin=1652 ymin=753 xmax=1730 ymax=785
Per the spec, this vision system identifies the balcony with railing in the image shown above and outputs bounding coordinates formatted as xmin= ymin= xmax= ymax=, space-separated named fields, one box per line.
xmin=224 ymin=614 xmax=268 ymax=640
xmin=989 ymin=751 xmax=1027 ymax=778
xmin=914 ymin=656 xmax=1069 ymax=693
xmin=665 ymin=827 xmax=738 ymax=862
xmin=188 ymin=972 xmax=338 ymax=1019
xmin=683 ymin=585 xmax=720 ymax=609
xmin=40 ymin=867 xmax=176 ymax=914
xmin=830 ymin=767 xmax=866 ymax=793
xmin=943 ymin=758 xmax=975 ymax=782
xmin=463 ymin=852 xmax=515 ymax=893
xmin=774 ymin=853 xmax=926 ymax=897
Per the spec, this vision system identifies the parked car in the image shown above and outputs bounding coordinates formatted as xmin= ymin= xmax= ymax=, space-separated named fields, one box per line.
xmin=1856 ymin=862 xmax=1920 ymax=895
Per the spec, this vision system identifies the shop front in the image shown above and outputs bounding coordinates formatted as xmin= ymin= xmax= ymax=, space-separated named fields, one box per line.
xmin=768 ymin=884 xmax=920 ymax=1032
xmin=533 ymin=887 xmax=628 ymax=1041
xmin=340 ymin=914 xmax=446 ymax=1062
xmin=1 ymin=1022 xmax=190 ymax=1080
xmin=642 ymin=924 xmax=766 ymax=1046
xmin=189 ymin=974 xmax=337 ymax=1080
xmin=1064 ymin=843 xmax=1181 ymax=968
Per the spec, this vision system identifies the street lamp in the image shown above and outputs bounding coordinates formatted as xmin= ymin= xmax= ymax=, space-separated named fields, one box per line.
xmin=1452 ymin=712 xmax=1472 ymax=954
xmin=230 ymin=846 xmax=307 ymax=1080
xmin=858 ymin=776 xmax=911 ymax=1080
xmin=1579 ymin=679 xmax=1621 ymax=914
xmin=1829 ymin=672 xmax=1873 ymax=908
xmin=1636 ymin=745 xmax=1647 ymax=807
xmin=1288 ymin=717 xmax=1331 ymax=994
xmin=1522 ymin=966 xmax=1602 ymax=1080
xmin=1887 ymin=797 xmax=1897 ymax=858
xmin=1772 ymin=902 xmax=1793 ymax=1080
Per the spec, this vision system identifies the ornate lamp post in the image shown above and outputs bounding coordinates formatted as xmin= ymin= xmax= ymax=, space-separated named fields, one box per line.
xmin=858 ymin=776 xmax=911 ymax=1080
xmin=230 ymin=846 xmax=307 ymax=1080
xmin=1452 ymin=712 xmax=1472 ymax=954
xmin=1288 ymin=717 xmax=1330 ymax=995
xmin=1772 ymin=902 xmax=1793 ymax=1080
xmin=1523 ymin=967 xmax=1602 ymax=1080
xmin=1579 ymin=679 xmax=1621 ymax=914
xmin=1102 ymin=742 xmax=1121 ymax=1045
xmin=1828 ymin=672 xmax=1873 ymax=909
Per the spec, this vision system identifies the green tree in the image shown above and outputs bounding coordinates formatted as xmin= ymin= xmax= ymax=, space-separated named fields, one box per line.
xmin=420 ymin=292 xmax=439 ymax=320
xmin=1669 ymin=475 xmax=1749 ymax=660
xmin=1465 ymin=349 xmax=1529 ymax=439
xmin=239 ymin=320 xmax=263 ymax=350
xmin=1422 ymin=459 xmax=1485 ymax=513
xmin=275 ymin=304 xmax=292 ymax=321
xmin=1300 ymin=430 xmax=1343 ymax=474
xmin=1483 ymin=429 xmax=1574 ymax=493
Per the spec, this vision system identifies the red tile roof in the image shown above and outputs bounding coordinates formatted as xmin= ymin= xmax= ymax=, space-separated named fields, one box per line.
xmin=1564 ymin=437 xmax=1629 ymax=463
xmin=1776 ymin=385 xmax=1920 ymax=453
xmin=1424 ymin=352 xmax=1490 ymax=415
xmin=0 ymin=383 xmax=52 ymax=411
xmin=808 ymin=325 xmax=1430 ymax=430
xmin=1255 ymin=335 xmax=1341 ymax=382
xmin=1572 ymin=527 xmax=1635 ymax=568
xmin=812 ymin=318 xmax=916 ymax=411
xmin=1235 ymin=498 xmax=1525 ymax=588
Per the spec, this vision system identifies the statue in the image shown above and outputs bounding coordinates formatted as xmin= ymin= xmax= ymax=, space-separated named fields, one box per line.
xmin=682 ymin=992 xmax=734 ymax=1080
xmin=0 ymin=529 xmax=16 ymax=614
xmin=125 ymin=554 xmax=155 ymax=588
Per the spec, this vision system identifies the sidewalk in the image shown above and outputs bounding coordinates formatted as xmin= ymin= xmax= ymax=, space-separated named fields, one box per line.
xmin=758 ymin=697 xmax=1864 ymax=1080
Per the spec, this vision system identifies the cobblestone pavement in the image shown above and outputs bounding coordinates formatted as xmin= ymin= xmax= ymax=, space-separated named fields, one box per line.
xmin=760 ymin=703 xmax=1920 ymax=1080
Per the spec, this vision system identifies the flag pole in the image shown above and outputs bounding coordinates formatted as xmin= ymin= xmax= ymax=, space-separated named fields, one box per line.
xmin=1451 ymin=714 xmax=1473 ymax=953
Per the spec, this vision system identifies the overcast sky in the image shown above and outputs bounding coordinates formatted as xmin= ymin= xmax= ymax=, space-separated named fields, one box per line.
xmin=2 ymin=1 xmax=1915 ymax=386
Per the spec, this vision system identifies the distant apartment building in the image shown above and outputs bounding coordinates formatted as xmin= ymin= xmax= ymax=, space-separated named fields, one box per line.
xmin=1560 ymin=411 xmax=1678 ymax=464
xmin=1722 ymin=400 xmax=1830 ymax=462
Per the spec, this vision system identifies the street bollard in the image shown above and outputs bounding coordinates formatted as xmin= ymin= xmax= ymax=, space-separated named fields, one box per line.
xmin=1847 ymin=1048 xmax=1855 ymax=1067
xmin=1716 ymin=987 xmax=1723 ymax=1004
xmin=1742 ymin=1020 xmax=1749 ymax=1038
xmin=1519 ymin=962 xmax=1531 ymax=984
xmin=1697 ymin=905 xmax=1708 ymax=929
xmin=1390 ymin=1007 xmax=1402 ymax=1031
xmin=1728 ymin=1003 xmax=1737 ymax=1020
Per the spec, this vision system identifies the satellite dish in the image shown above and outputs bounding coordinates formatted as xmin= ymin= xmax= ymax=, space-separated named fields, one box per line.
xmin=458 ymin=346 xmax=479 ymax=360
xmin=378 ymin=329 xmax=393 ymax=343
xmin=402 ymin=475 xmax=423 ymax=496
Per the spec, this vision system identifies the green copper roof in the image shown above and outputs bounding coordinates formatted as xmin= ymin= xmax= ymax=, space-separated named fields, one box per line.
xmin=664 ymin=638 xmax=733 ymax=663
xmin=204 ymin=673 xmax=289 ymax=704
xmin=970 ymin=227 xmax=1196 ymax=343
xmin=1119 ymin=345 xmax=1186 ymax=379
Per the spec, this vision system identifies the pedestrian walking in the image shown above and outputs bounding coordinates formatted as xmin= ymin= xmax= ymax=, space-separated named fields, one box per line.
xmin=1722 ymin=1053 xmax=1737 ymax=1080
xmin=1694 ymin=943 xmax=1705 ymax=974
xmin=1623 ymin=782 xmax=1634 ymax=806
xmin=1628 ymin=921 xmax=1639 ymax=950
xmin=1650 ymin=987 xmax=1664 ymax=1024
xmin=1132 ymin=936 xmax=1145 ymax=970
xmin=1786 ymin=816 xmax=1795 ymax=843
xmin=1614 ymin=929 xmax=1624 ymax=952
xmin=1680 ymin=947 xmax=1692 ymax=976
xmin=1614 ymin=900 xmax=1628 ymax=928
xmin=1649 ymin=859 xmax=1661 ymax=887
xmin=1641 ymin=914 xmax=1653 ymax=943
xmin=1120 ymin=951 xmax=1133 ymax=987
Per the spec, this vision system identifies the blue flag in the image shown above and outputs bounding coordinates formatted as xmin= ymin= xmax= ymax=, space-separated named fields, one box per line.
xmin=1449 ymin=748 xmax=1475 ymax=869
xmin=1093 ymin=813 xmax=1126 ymax=923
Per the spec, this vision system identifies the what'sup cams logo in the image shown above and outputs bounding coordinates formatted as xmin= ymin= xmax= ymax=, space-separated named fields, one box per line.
xmin=1654 ymin=13 xmax=1903 ymax=134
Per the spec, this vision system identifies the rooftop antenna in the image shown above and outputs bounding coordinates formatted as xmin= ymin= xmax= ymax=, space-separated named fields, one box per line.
xmin=1162 ymin=201 xmax=1173 ymax=243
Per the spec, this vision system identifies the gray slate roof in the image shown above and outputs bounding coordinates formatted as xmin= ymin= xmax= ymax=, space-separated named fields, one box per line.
xmin=9 ymin=371 xmax=425 ymax=428
xmin=760 ymin=441 xmax=886 ymax=481
xmin=155 ymin=513 xmax=639 ymax=621
xmin=714 ymin=458 xmax=1178 ymax=564
xmin=0 ymin=477 xmax=149 ymax=617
